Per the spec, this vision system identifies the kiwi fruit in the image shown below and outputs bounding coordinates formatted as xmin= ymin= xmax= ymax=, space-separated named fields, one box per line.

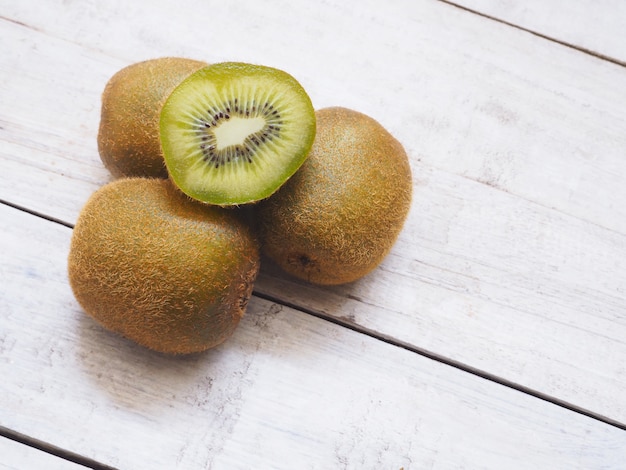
xmin=257 ymin=107 xmax=412 ymax=285
xmin=98 ymin=57 xmax=207 ymax=178
xmin=159 ymin=62 xmax=316 ymax=206
xmin=68 ymin=177 xmax=260 ymax=354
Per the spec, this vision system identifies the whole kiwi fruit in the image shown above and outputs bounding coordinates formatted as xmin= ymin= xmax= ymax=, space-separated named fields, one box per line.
xmin=98 ymin=57 xmax=207 ymax=178
xmin=159 ymin=62 xmax=316 ymax=206
xmin=68 ymin=177 xmax=260 ymax=354
xmin=257 ymin=107 xmax=412 ymax=285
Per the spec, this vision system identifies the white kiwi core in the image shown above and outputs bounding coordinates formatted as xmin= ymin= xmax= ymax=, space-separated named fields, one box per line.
xmin=213 ymin=116 xmax=266 ymax=150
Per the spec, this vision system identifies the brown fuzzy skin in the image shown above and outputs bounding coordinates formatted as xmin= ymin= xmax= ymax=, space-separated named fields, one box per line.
xmin=98 ymin=57 xmax=207 ymax=178
xmin=68 ymin=178 xmax=260 ymax=354
xmin=257 ymin=107 xmax=412 ymax=285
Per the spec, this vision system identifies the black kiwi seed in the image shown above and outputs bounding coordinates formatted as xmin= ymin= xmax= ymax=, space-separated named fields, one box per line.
xmin=160 ymin=62 xmax=316 ymax=206
xmin=192 ymin=98 xmax=287 ymax=170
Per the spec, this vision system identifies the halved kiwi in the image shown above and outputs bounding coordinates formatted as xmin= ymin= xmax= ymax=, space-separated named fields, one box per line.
xmin=159 ymin=62 xmax=316 ymax=206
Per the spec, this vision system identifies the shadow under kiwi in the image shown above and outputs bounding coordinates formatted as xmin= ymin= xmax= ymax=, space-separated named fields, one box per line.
xmin=74 ymin=304 xmax=257 ymax=414
xmin=253 ymin=253 xmax=369 ymax=327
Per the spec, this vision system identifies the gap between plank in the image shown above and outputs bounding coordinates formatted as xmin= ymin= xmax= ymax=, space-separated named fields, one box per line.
xmin=254 ymin=289 xmax=626 ymax=432
xmin=4 ymin=199 xmax=626 ymax=432
xmin=0 ymin=425 xmax=118 ymax=470
xmin=438 ymin=0 xmax=626 ymax=68
xmin=0 ymin=199 xmax=74 ymax=229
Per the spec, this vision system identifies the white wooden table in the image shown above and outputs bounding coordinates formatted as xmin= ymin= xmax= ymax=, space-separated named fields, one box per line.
xmin=1 ymin=1 xmax=625 ymax=468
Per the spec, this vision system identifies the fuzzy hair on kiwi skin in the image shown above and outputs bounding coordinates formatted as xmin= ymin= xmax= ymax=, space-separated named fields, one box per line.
xmin=98 ymin=57 xmax=207 ymax=179
xmin=257 ymin=107 xmax=412 ymax=286
xmin=68 ymin=177 xmax=260 ymax=354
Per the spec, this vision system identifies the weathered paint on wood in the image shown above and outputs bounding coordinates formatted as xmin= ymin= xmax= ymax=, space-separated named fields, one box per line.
xmin=2 ymin=204 xmax=625 ymax=468
xmin=1 ymin=0 xmax=625 ymax=467
xmin=452 ymin=0 xmax=626 ymax=63
xmin=0 ymin=437 xmax=86 ymax=470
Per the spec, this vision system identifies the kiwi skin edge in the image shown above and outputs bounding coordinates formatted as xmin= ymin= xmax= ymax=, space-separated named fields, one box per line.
xmin=68 ymin=177 xmax=260 ymax=354
xmin=257 ymin=107 xmax=413 ymax=286
xmin=98 ymin=57 xmax=207 ymax=179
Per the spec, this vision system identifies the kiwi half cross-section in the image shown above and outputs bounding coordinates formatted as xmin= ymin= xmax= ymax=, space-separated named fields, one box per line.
xmin=160 ymin=62 xmax=316 ymax=206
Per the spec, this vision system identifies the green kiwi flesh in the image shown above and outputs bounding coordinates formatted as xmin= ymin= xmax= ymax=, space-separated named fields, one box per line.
xmin=257 ymin=107 xmax=412 ymax=285
xmin=68 ymin=177 xmax=260 ymax=354
xmin=160 ymin=62 xmax=316 ymax=206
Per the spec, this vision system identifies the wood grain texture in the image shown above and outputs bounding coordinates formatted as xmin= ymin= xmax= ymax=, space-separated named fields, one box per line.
xmin=1 ymin=1 xmax=626 ymax=466
xmin=2 ymin=0 xmax=625 ymax=231
xmin=0 ymin=0 xmax=625 ymax=427
xmin=256 ymin=163 xmax=626 ymax=424
xmin=1 ymin=204 xmax=625 ymax=469
xmin=0 ymin=437 xmax=86 ymax=470
xmin=449 ymin=0 xmax=626 ymax=64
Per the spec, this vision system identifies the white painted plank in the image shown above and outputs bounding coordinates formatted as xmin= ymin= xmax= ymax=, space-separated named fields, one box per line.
xmin=0 ymin=21 xmax=117 ymax=223
xmin=1 ymin=204 xmax=625 ymax=469
xmin=0 ymin=437 xmax=86 ymax=470
xmin=451 ymin=0 xmax=626 ymax=64
xmin=1 ymin=0 xmax=626 ymax=426
xmin=1 ymin=0 xmax=625 ymax=232
xmin=256 ymin=164 xmax=626 ymax=424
